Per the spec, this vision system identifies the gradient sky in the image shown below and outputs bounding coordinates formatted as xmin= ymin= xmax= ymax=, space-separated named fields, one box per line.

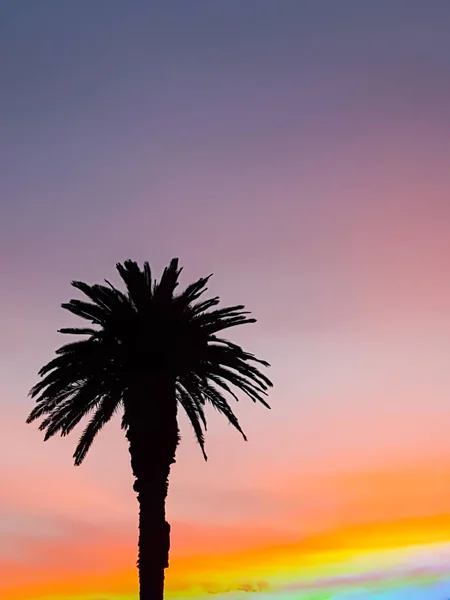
xmin=1 ymin=2 xmax=450 ymax=599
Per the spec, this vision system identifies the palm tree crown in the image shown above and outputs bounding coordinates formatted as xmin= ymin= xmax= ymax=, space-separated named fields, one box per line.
xmin=27 ymin=259 xmax=272 ymax=463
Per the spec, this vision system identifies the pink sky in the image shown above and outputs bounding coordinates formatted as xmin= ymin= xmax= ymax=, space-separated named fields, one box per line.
xmin=1 ymin=2 xmax=450 ymax=597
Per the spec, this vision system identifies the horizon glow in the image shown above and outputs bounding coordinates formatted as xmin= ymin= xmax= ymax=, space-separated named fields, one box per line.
xmin=1 ymin=2 xmax=450 ymax=599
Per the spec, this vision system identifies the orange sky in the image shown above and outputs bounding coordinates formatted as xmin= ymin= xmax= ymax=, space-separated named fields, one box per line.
xmin=2 ymin=458 xmax=450 ymax=598
xmin=2 ymin=2 xmax=450 ymax=598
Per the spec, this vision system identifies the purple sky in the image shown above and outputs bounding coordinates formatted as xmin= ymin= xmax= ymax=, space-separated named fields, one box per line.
xmin=1 ymin=2 xmax=450 ymax=592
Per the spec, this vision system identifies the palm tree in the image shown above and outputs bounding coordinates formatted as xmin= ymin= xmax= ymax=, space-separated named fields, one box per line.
xmin=27 ymin=258 xmax=272 ymax=600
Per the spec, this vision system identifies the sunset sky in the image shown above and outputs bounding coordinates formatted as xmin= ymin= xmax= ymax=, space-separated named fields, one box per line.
xmin=1 ymin=2 xmax=450 ymax=598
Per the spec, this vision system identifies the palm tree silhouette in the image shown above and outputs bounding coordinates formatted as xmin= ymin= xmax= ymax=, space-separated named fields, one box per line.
xmin=27 ymin=258 xmax=272 ymax=600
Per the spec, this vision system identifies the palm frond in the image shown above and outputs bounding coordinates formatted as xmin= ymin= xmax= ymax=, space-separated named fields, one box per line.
xmin=73 ymin=393 xmax=122 ymax=466
xmin=58 ymin=327 xmax=98 ymax=336
xmin=194 ymin=306 xmax=257 ymax=335
xmin=176 ymin=382 xmax=207 ymax=460
xmin=197 ymin=378 xmax=247 ymax=441
xmin=209 ymin=365 xmax=271 ymax=407
xmin=40 ymin=382 xmax=105 ymax=440
xmin=189 ymin=296 xmax=220 ymax=316
xmin=27 ymin=258 xmax=273 ymax=465
xmin=173 ymin=275 xmax=212 ymax=311
xmin=26 ymin=386 xmax=77 ymax=423
xmin=116 ymin=260 xmax=153 ymax=310
xmin=71 ymin=281 xmax=132 ymax=318
xmin=153 ymin=258 xmax=182 ymax=302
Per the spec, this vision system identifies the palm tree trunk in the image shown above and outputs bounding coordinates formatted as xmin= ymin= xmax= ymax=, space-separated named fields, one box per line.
xmin=135 ymin=467 xmax=172 ymax=599
xmin=125 ymin=377 xmax=179 ymax=600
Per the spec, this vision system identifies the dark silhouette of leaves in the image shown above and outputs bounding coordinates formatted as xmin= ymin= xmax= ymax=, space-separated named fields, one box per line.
xmin=27 ymin=258 xmax=272 ymax=462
